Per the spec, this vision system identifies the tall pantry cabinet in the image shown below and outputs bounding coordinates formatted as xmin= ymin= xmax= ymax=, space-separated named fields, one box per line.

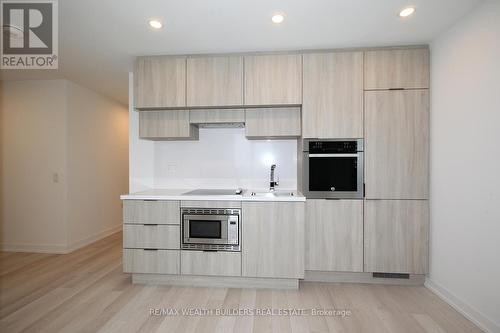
xmin=363 ymin=48 xmax=430 ymax=274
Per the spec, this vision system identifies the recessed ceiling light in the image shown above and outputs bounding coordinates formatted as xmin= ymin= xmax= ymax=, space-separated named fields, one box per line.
xmin=148 ymin=19 xmax=163 ymax=29
xmin=399 ymin=7 xmax=416 ymax=17
xmin=271 ymin=13 xmax=285 ymax=24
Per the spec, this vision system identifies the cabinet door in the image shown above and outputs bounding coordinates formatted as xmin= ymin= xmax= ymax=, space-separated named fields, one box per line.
xmin=189 ymin=109 xmax=245 ymax=124
xmin=181 ymin=251 xmax=241 ymax=276
xmin=242 ymin=202 xmax=304 ymax=279
xmin=365 ymin=90 xmax=429 ymax=199
xmin=305 ymin=200 xmax=363 ymax=272
xmin=123 ymin=225 xmax=180 ymax=249
xmin=364 ymin=48 xmax=429 ymax=90
xmin=187 ymin=56 xmax=243 ymax=107
xmin=139 ymin=111 xmax=198 ymax=140
xmin=123 ymin=200 xmax=180 ymax=225
xmin=123 ymin=249 xmax=180 ymax=274
xmin=364 ymin=200 xmax=428 ymax=274
xmin=245 ymin=107 xmax=301 ymax=138
xmin=134 ymin=56 xmax=186 ymax=109
xmin=244 ymin=54 xmax=302 ymax=106
xmin=303 ymin=52 xmax=363 ymax=138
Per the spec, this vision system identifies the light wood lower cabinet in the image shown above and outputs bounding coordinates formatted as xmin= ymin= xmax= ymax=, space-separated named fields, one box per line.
xmin=139 ymin=111 xmax=199 ymax=140
xmin=242 ymin=202 xmax=305 ymax=279
xmin=123 ymin=249 xmax=180 ymax=274
xmin=123 ymin=200 xmax=180 ymax=225
xmin=181 ymin=251 xmax=241 ymax=276
xmin=123 ymin=225 xmax=180 ymax=249
xmin=364 ymin=200 xmax=429 ymax=274
xmin=245 ymin=107 xmax=301 ymax=138
xmin=305 ymin=200 xmax=363 ymax=272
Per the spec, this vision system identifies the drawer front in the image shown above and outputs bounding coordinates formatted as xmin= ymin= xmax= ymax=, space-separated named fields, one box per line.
xmin=123 ymin=225 xmax=180 ymax=249
xmin=123 ymin=249 xmax=180 ymax=274
xmin=181 ymin=251 xmax=241 ymax=276
xmin=123 ymin=200 xmax=180 ymax=225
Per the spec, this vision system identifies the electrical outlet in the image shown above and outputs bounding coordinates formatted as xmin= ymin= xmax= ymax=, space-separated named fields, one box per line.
xmin=52 ymin=173 xmax=59 ymax=183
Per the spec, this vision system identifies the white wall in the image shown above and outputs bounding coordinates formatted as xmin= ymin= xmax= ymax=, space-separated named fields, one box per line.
xmin=428 ymin=1 xmax=500 ymax=332
xmin=0 ymin=79 xmax=128 ymax=253
xmin=66 ymin=81 xmax=129 ymax=249
xmin=154 ymin=128 xmax=297 ymax=190
xmin=1 ymin=80 xmax=69 ymax=252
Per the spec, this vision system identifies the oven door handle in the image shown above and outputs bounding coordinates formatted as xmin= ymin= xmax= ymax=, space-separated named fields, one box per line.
xmin=308 ymin=153 xmax=359 ymax=157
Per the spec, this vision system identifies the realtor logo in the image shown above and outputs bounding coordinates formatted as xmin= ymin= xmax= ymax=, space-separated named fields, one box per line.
xmin=1 ymin=0 xmax=58 ymax=69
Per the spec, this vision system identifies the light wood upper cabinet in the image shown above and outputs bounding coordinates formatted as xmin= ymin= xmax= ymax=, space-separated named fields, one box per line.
xmin=364 ymin=48 xmax=430 ymax=90
xmin=189 ymin=109 xmax=245 ymax=124
xmin=244 ymin=54 xmax=302 ymax=106
xmin=303 ymin=52 xmax=363 ymax=138
xmin=245 ymin=107 xmax=301 ymax=138
xmin=187 ymin=56 xmax=243 ymax=107
xmin=305 ymin=199 xmax=363 ymax=272
xmin=242 ymin=202 xmax=305 ymax=279
xmin=364 ymin=200 xmax=428 ymax=274
xmin=139 ymin=111 xmax=198 ymax=140
xmin=365 ymin=90 xmax=429 ymax=199
xmin=134 ymin=56 xmax=186 ymax=109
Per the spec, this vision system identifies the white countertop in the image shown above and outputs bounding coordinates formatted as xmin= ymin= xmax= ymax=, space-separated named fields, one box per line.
xmin=120 ymin=189 xmax=306 ymax=202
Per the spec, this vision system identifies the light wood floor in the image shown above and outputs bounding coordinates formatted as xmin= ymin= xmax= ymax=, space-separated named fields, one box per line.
xmin=0 ymin=232 xmax=482 ymax=333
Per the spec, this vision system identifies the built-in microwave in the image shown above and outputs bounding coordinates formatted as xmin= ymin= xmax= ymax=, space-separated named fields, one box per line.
xmin=302 ymin=139 xmax=364 ymax=199
xmin=181 ymin=208 xmax=240 ymax=252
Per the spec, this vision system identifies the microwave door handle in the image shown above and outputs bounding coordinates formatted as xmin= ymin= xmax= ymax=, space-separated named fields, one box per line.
xmin=308 ymin=154 xmax=359 ymax=157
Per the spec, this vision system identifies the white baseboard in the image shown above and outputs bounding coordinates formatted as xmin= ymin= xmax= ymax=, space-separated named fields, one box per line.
xmin=65 ymin=225 xmax=122 ymax=253
xmin=425 ymin=278 xmax=500 ymax=333
xmin=0 ymin=242 xmax=70 ymax=254
xmin=1 ymin=225 xmax=122 ymax=254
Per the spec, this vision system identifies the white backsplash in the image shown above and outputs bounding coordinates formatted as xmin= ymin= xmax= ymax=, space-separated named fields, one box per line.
xmin=153 ymin=128 xmax=298 ymax=190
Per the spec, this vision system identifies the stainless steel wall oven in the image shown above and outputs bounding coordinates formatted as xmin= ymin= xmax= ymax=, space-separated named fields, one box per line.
xmin=302 ymin=139 xmax=364 ymax=199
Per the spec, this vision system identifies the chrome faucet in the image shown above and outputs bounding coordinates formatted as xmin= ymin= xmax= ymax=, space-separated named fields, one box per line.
xmin=269 ymin=164 xmax=279 ymax=191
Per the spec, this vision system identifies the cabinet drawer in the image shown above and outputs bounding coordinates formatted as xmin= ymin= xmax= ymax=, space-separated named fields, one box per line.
xmin=181 ymin=251 xmax=241 ymax=276
xmin=123 ymin=249 xmax=180 ymax=274
xmin=123 ymin=225 xmax=180 ymax=249
xmin=123 ymin=200 xmax=180 ymax=225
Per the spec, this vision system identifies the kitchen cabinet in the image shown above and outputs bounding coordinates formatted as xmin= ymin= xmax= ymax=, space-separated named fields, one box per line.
xmin=189 ymin=109 xmax=245 ymax=124
xmin=364 ymin=48 xmax=429 ymax=90
xmin=244 ymin=54 xmax=302 ymax=106
xmin=134 ymin=56 xmax=186 ymax=109
xmin=242 ymin=202 xmax=305 ymax=279
xmin=123 ymin=200 xmax=180 ymax=225
xmin=181 ymin=251 xmax=241 ymax=276
xmin=245 ymin=107 xmax=301 ymax=138
xmin=364 ymin=200 xmax=428 ymax=274
xmin=187 ymin=56 xmax=243 ymax=107
xmin=305 ymin=199 xmax=363 ymax=272
xmin=302 ymin=52 xmax=363 ymax=138
xmin=123 ymin=225 xmax=180 ymax=249
xmin=123 ymin=249 xmax=180 ymax=274
xmin=139 ymin=110 xmax=199 ymax=140
xmin=364 ymin=90 xmax=429 ymax=199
